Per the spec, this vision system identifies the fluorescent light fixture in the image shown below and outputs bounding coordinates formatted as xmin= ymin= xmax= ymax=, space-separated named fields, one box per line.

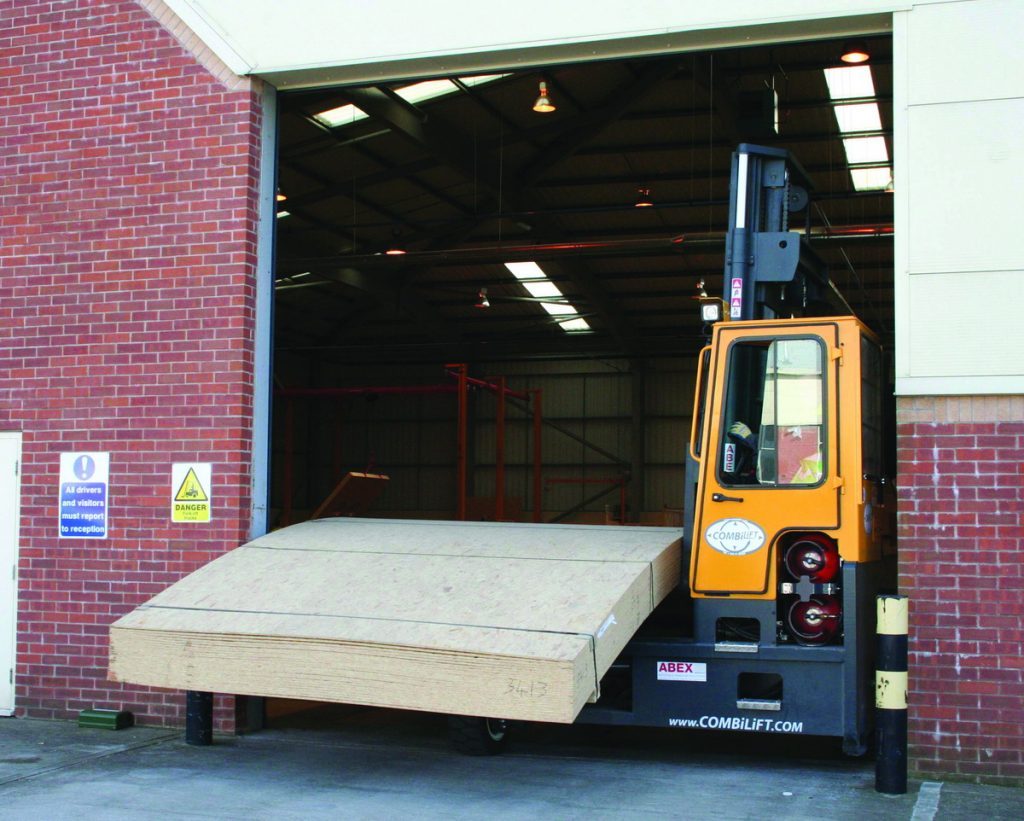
xmin=558 ymin=318 xmax=591 ymax=332
xmin=276 ymin=210 xmax=291 ymax=219
xmin=850 ymin=167 xmax=893 ymax=191
xmin=314 ymin=74 xmax=508 ymax=128
xmin=823 ymin=66 xmax=875 ymax=100
xmin=842 ymin=136 xmax=889 ymax=165
xmin=833 ymin=103 xmax=882 ymax=133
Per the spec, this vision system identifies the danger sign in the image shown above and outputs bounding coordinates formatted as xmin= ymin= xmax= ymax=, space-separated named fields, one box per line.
xmin=171 ymin=463 xmax=211 ymax=523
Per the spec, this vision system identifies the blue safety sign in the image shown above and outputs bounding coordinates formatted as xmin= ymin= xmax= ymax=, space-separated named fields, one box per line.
xmin=59 ymin=452 xmax=109 ymax=539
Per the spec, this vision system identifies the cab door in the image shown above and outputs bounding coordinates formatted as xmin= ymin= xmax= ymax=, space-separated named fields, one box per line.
xmin=691 ymin=322 xmax=842 ymax=598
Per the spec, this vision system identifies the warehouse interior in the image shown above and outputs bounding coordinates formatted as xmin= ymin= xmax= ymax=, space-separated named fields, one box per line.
xmin=269 ymin=34 xmax=894 ymax=528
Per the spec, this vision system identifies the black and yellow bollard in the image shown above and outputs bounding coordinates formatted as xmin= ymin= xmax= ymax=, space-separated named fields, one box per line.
xmin=875 ymin=594 xmax=908 ymax=794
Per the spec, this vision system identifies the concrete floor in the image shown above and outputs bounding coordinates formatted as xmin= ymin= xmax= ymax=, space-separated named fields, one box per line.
xmin=1 ymin=708 xmax=1022 ymax=820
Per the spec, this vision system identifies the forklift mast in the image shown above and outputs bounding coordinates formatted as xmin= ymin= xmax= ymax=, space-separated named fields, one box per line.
xmin=723 ymin=143 xmax=849 ymax=321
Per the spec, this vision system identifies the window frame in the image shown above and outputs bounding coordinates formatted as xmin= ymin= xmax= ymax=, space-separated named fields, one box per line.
xmin=715 ymin=334 xmax=830 ymax=491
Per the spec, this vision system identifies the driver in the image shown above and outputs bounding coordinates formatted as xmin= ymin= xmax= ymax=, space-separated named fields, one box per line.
xmin=726 ymin=421 xmax=758 ymax=483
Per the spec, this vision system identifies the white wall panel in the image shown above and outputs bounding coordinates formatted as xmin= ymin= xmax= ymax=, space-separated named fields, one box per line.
xmin=164 ymin=0 xmax=901 ymax=85
xmin=906 ymin=99 xmax=1024 ymax=276
xmin=908 ymin=271 xmax=1024 ymax=379
xmin=895 ymin=0 xmax=1024 ymax=394
xmin=906 ymin=0 xmax=1024 ymax=105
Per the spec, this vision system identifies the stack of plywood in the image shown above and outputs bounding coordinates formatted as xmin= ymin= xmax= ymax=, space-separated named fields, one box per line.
xmin=109 ymin=518 xmax=681 ymax=723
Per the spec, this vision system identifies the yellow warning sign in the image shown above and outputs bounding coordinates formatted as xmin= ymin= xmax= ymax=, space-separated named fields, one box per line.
xmin=171 ymin=463 xmax=211 ymax=523
xmin=175 ymin=468 xmax=208 ymax=502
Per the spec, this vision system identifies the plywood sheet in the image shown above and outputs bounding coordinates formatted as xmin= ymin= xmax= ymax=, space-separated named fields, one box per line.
xmin=109 ymin=519 xmax=681 ymax=723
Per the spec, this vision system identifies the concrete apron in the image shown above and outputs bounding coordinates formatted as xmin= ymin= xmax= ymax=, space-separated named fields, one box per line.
xmin=1 ymin=710 xmax=1022 ymax=820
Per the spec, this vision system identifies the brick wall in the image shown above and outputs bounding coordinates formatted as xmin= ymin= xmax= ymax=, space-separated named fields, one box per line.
xmin=898 ymin=395 xmax=1024 ymax=786
xmin=0 ymin=0 xmax=262 ymax=729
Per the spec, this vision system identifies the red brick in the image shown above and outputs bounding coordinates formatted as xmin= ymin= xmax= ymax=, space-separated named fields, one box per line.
xmin=3 ymin=1 xmax=260 ymax=732
xmin=898 ymin=403 xmax=1024 ymax=786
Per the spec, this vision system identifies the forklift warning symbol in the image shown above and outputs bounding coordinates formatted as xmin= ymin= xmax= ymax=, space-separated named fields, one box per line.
xmin=172 ymin=463 xmax=211 ymax=523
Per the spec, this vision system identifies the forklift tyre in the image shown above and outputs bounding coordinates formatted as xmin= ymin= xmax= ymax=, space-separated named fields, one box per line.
xmin=447 ymin=715 xmax=510 ymax=756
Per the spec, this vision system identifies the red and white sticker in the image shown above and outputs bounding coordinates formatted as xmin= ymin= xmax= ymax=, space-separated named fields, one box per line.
xmin=730 ymin=277 xmax=743 ymax=318
xmin=723 ymin=442 xmax=736 ymax=473
xmin=657 ymin=661 xmax=707 ymax=682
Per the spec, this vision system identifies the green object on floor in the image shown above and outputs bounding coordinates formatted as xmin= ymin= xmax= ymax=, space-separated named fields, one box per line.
xmin=78 ymin=708 xmax=134 ymax=730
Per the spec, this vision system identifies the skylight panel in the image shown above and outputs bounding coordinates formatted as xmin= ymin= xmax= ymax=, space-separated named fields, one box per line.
xmin=397 ymin=75 xmax=509 ymax=104
xmin=541 ymin=302 xmax=576 ymax=317
xmin=521 ymin=280 xmax=563 ymax=299
xmin=396 ymin=78 xmax=458 ymax=104
xmin=504 ymin=260 xmax=591 ymax=333
xmin=313 ymin=103 xmax=368 ymax=128
xmin=314 ymin=74 xmax=508 ymax=129
xmin=843 ymin=136 xmax=889 ymax=165
xmin=824 ymin=65 xmax=875 ymax=99
xmin=833 ymin=103 xmax=882 ymax=133
xmin=504 ymin=261 xmax=546 ymax=280
xmin=850 ymin=167 xmax=893 ymax=191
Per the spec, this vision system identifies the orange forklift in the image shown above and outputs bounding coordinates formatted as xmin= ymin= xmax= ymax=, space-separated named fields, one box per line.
xmin=574 ymin=144 xmax=896 ymax=755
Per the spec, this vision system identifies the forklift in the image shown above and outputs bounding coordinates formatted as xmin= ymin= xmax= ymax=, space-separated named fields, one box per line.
xmin=452 ymin=144 xmax=896 ymax=756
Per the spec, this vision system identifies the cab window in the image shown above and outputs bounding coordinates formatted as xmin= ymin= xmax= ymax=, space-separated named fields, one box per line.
xmin=718 ymin=337 xmax=826 ymax=487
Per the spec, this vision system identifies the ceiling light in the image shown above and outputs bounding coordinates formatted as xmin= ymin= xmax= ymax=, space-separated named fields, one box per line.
xmin=475 ymin=287 xmax=490 ymax=309
xmin=276 ymin=189 xmax=287 ymax=202
xmin=635 ymin=187 xmax=653 ymax=208
xmin=533 ymin=81 xmax=556 ymax=113
xmin=276 ymin=210 xmax=290 ymax=219
xmin=841 ymin=40 xmax=870 ymax=64
xmin=384 ymin=228 xmax=406 ymax=255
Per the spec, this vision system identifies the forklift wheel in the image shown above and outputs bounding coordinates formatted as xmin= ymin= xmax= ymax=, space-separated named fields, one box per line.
xmin=447 ymin=715 xmax=509 ymax=756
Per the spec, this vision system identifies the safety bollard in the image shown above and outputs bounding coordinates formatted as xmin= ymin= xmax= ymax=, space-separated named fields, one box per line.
xmin=875 ymin=594 xmax=908 ymax=794
xmin=185 ymin=690 xmax=214 ymax=746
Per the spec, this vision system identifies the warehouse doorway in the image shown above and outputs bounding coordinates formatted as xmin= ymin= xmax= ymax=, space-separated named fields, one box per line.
xmin=0 ymin=431 xmax=21 ymax=715
xmin=258 ymin=31 xmax=897 ymax=737
xmin=268 ymin=34 xmax=895 ymax=527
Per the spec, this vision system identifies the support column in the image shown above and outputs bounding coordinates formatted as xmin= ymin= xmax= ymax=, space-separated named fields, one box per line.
xmin=185 ymin=690 xmax=213 ymax=746
xmin=630 ymin=360 xmax=647 ymax=523
xmin=531 ymin=389 xmax=543 ymax=523
xmin=495 ymin=377 xmax=506 ymax=521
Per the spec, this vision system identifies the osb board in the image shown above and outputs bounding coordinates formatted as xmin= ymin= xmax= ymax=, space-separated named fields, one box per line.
xmin=247 ymin=518 xmax=682 ymax=602
xmin=111 ymin=610 xmax=594 ymax=722
xmin=109 ymin=519 xmax=682 ymax=723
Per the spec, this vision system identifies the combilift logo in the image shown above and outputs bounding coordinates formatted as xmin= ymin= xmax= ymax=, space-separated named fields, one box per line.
xmin=704 ymin=518 xmax=766 ymax=556
xmin=656 ymin=661 xmax=707 ymax=682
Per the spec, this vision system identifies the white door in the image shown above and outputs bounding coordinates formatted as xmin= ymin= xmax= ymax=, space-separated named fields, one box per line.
xmin=0 ymin=432 xmax=21 ymax=715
